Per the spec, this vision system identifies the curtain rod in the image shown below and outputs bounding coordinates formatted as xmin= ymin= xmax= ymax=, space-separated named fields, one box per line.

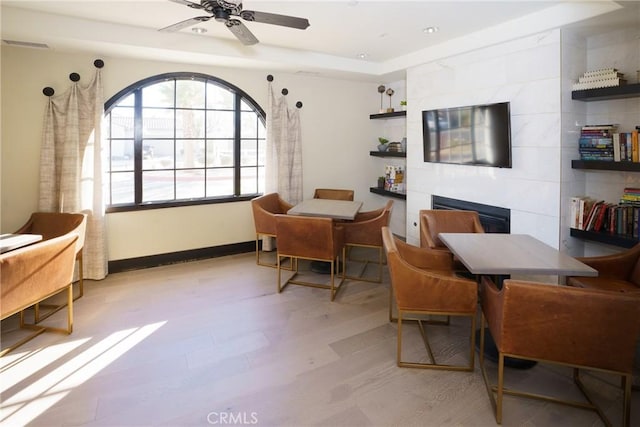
xmin=267 ymin=74 xmax=303 ymax=109
xmin=43 ymin=59 xmax=104 ymax=97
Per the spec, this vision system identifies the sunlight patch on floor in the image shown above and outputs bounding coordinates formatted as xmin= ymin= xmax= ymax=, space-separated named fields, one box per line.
xmin=0 ymin=321 xmax=165 ymax=426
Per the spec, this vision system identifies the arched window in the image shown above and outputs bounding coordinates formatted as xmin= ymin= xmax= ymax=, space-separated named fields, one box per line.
xmin=104 ymin=72 xmax=265 ymax=212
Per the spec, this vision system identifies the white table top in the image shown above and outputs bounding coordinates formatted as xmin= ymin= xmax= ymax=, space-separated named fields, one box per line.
xmin=287 ymin=199 xmax=363 ymax=220
xmin=439 ymin=233 xmax=598 ymax=277
xmin=0 ymin=233 xmax=43 ymax=254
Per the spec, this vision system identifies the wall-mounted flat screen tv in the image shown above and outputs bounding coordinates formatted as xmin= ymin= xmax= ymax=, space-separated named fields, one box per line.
xmin=422 ymin=102 xmax=512 ymax=168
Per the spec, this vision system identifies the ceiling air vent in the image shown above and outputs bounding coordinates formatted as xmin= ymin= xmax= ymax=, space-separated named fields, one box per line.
xmin=2 ymin=39 xmax=49 ymax=49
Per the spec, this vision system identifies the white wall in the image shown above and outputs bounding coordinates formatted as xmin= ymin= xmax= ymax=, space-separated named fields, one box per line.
xmin=1 ymin=47 xmax=405 ymax=261
xmin=405 ymin=30 xmax=563 ymax=249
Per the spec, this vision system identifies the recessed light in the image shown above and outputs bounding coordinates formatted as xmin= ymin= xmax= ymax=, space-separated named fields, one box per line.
xmin=192 ymin=27 xmax=207 ymax=34
xmin=423 ymin=26 xmax=439 ymax=34
xmin=357 ymin=53 xmax=368 ymax=59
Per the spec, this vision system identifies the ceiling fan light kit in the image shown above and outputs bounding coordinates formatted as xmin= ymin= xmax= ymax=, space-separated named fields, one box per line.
xmin=161 ymin=0 xmax=310 ymax=46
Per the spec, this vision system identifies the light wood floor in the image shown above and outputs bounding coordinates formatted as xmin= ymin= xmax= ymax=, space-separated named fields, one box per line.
xmin=1 ymin=251 xmax=638 ymax=426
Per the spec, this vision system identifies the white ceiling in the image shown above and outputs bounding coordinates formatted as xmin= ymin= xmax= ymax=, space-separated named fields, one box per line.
xmin=1 ymin=1 xmax=637 ymax=81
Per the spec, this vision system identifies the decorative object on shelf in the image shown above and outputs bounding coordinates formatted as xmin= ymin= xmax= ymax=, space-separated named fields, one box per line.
xmin=377 ymin=85 xmax=386 ymax=113
xmin=386 ymin=88 xmax=395 ymax=113
xmin=400 ymin=100 xmax=407 ymax=111
xmin=377 ymin=176 xmax=385 ymax=189
xmin=388 ymin=141 xmax=403 ymax=152
xmin=384 ymin=164 xmax=404 ymax=192
xmin=377 ymin=137 xmax=389 ymax=152
xmin=573 ymin=68 xmax=626 ymax=91
xmin=400 ymin=137 xmax=407 ymax=152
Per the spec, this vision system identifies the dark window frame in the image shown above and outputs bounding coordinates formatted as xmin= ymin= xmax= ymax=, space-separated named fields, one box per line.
xmin=104 ymin=72 xmax=265 ymax=213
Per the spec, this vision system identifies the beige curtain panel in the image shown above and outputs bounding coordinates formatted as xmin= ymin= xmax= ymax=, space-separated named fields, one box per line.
xmin=39 ymin=65 xmax=108 ymax=280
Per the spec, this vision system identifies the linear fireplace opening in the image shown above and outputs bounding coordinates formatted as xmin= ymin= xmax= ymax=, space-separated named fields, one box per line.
xmin=432 ymin=195 xmax=510 ymax=234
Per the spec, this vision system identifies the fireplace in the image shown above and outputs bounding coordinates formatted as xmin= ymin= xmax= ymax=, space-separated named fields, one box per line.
xmin=432 ymin=195 xmax=510 ymax=234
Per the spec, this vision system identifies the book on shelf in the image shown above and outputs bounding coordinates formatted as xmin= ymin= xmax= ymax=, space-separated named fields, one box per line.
xmin=572 ymin=69 xmax=626 ymax=91
xmin=577 ymin=126 xmax=640 ymax=163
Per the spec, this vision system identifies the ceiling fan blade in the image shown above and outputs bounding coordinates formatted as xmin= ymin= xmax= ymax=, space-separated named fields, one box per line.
xmin=168 ymin=0 xmax=205 ymax=10
xmin=225 ymin=19 xmax=259 ymax=45
xmin=240 ymin=10 xmax=310 ymax=30
xmin=159 ymin=16 xmax=211 ymax=32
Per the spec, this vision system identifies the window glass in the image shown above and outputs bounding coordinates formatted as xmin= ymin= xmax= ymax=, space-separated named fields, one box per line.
xmin=104 ymin=73 xmax=265 ymax=210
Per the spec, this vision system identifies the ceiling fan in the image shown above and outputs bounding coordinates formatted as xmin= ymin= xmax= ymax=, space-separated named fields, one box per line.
xmin=160 ymin=0 xmax=310 ymax=46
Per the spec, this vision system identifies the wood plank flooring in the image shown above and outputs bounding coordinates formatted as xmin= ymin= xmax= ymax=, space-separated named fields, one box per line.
xmin=1 ymin=251 xmax=638 ymax=426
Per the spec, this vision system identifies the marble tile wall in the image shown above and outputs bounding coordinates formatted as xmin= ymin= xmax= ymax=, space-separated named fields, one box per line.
xmin=405 ymin=29 xmax=564 ymax=248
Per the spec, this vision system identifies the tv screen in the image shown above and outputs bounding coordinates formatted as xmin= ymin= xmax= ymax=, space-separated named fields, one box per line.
xmin=422 ymin=102 xmax=512 ymax=168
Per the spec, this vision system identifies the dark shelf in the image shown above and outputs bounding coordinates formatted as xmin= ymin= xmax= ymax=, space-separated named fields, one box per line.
xmin=570 ymin=228 xmax=638 ymax=248
xmin=369 ymin=187 xmax=406 ymax=200
xmin=369 ymin=150 xmax=406 ymax=158
xmin=571 ymin=160 xmax=640 ymax=172
xmin=571 ymin=83 xmax=640 ymax=101
xmin=369 ymin=111 xmax=406 ymax=119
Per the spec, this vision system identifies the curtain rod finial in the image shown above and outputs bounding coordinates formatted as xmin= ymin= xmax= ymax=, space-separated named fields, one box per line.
xmin=43 ymin=87 xmax=55 ymax=97
xmin=94 ymin=59 xmax=104 ymax=68
xmin=296 ymin=101 xmax=303 ymax=109
xmin=281 ymin=88 xmax=288 ymax=95
xmin=267 ymin=74 xmax=273 ymax=82
xmin=69 ymin=73 xmax=80 ymax=82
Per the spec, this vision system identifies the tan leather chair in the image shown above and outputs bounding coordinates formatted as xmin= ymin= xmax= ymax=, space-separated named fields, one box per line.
xmin=479 ymin=277 xmax=640 ymax=426
xmin=420 ymin=209 xmax=484 ymax=250
xmin=382 ymin=226 xmax=478 ymax=371
xmin=1 ymin=233 xmax=78 ymax=357
xmin=251 ymin=193 xmax=293 ymax=268
xmin=342 ymin=200 xmax=393 ymax=282
xmin=567 ymin=243 xmax=640 ymax=293
xmin=15 ymin=212 xmax=87 ymax=302
xmin=420 ymin=209 xmax=484 ymax=273
xmin=313 ymin=188 xmax=354 ymax=201
xmin=275 ymin=214 xmax=346 ymax=301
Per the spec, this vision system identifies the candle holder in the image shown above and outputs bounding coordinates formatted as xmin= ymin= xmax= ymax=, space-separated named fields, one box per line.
xmin=377 ymin=85 xmax=386 ymax=113
xmin=386 ymin=88 xmax=395 ymax=113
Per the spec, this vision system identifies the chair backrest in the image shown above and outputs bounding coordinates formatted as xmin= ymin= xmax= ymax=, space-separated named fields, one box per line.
xmin=275 ymin=214 xmax=344 ymax=261
xmin=419 ymin=209 xmax=484 ymax=249
xmin=15 ymin=212 xmax=87 ymax=255
xmin=251 ymin=193 xmax=293 ymax=235
xmin=381 ymin=227 xmax=477 ymax=313
xmin=1 ymin=233 xmax=78 ymax=320
xmin=344 ymin=200 xmax=393 ymax=246
xmin=313 ymin=188 xmax=354 ymax=201
xmin=481 ymin=277 xmax=640 ymax=373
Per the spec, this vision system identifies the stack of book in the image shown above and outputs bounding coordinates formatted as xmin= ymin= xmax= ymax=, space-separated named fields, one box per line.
xmin=572 ymin=68 xmax=626 ymax=91
xmin=578 ymin=125 xmax=616 ymax=161
xmin=570 ymin=189 xmax=640 ymax=238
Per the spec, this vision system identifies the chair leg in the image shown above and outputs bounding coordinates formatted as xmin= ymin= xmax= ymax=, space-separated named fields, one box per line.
xmin=397 ymin=309 xmax=475 ymax=371
xmin=345 ymin=245 xmax=384 ymax=283
xmin=3 ymin=284 xmax=74 ymax=357
xmin=75 ymin=251 xmax=84 ymax=300
xmin=496 ymin=353 xmax=505 ymax=424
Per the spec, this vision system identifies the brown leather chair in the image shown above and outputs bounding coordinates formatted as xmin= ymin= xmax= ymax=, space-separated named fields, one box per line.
xmin=251 ymin=193 xmax=293 ymax=268
xmin=479 ymin=277 xmax=640 ymax=426
xmin=420 ymin=209 xmax=484 ymax=273
xmin=275 ymin=214 xmax=345 ymax=301
xmin=15 ymin=212 xmax=87 ymax=302
xmin=567 ymin=243 xmax=640 ymax=293
xmin=1 ymin=233 xmax=78 ymax=357
xmin=342 ymin=200 xmax=393 ymax=283
xmin=313 ymin=188 xmax=354 ymax=201
xmin=382 ymin=226 xmax=478 ymax=371
xmin=420 ymin=209 xmax=484 ymax=250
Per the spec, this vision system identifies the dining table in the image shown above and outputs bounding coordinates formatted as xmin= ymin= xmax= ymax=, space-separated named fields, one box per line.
xmin=0 ymin=233 xmax=43 ymax=254
xmin=438 ymin=232 xmax=598 ymax=369
xmin=287 ymin=198 xmax=363 ymax=221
